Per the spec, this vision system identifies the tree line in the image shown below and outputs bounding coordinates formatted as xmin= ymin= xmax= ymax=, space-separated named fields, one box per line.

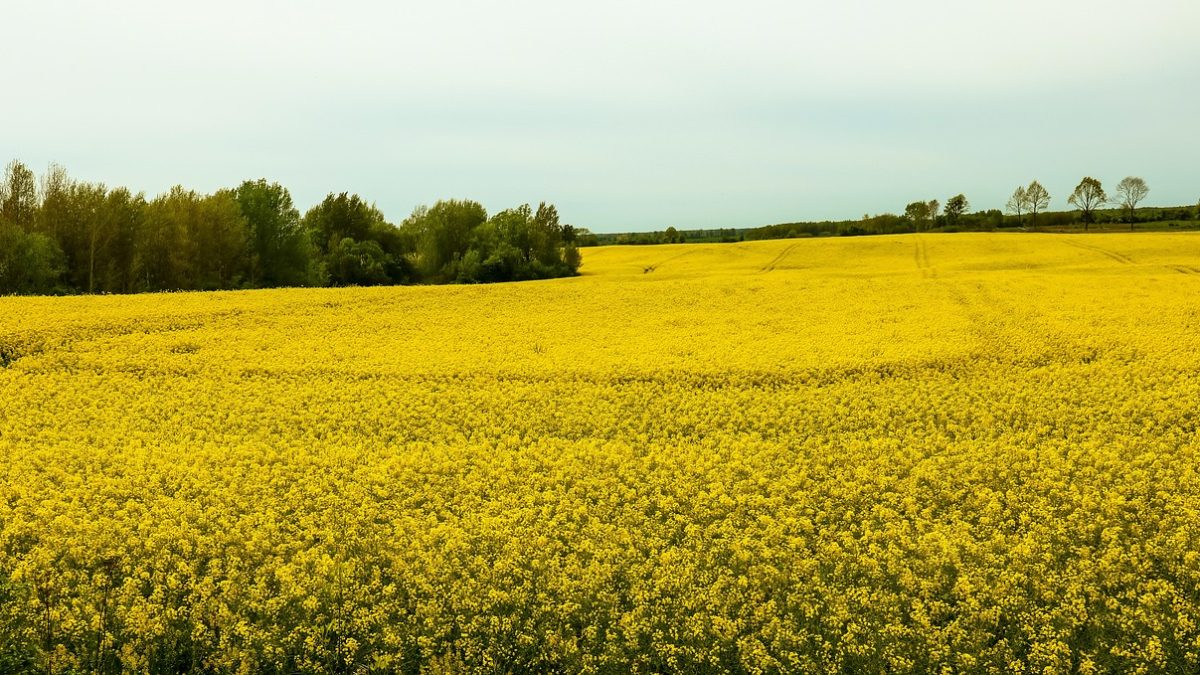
xmin=745 ymin=176 xmax=1198 ymax=241
xmin=0 ymin=160 xmax=581 ymax=295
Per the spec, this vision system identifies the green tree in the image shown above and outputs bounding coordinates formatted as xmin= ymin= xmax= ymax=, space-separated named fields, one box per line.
xmin=234 ymin=179 xmax=316 ymax=287
xmin=944 ymin=194 xmax=969 ymax=227
xmin=0 ymin=160 xmax=38 ymax=229
xmin=0 ymin=223 xmax=65 ymax=293
xmin=927 ymin=199 xmax=941 ymax=228
xmin=101 ymin=188 xmax=146 ymax=293
xmin=1114 ymin=176 xmax=1149 ymax=230
xmin=303 ymin=192 xmax=388 ymax=255
xmin=905 ymin=201 xmax=931 ymax=231
xmin=194 ymin=190 xmax=249 ymax=289
xmin=1068 ymin=177 xmax=1107 ymax=230
xmin=327 ymin=237 xmax=391 ymax=286
xmin=35 ymin=163 xmax=72 ymax=239
xmin=54 ymin=181 xmax=110 ymax=293
xmin=1025 ymin=181 xmax=1050 ymax=228
xmin=402 ymin=200 xmax=488 ymax=280
xmin=139 ymin=187 xmax=246 ymax=290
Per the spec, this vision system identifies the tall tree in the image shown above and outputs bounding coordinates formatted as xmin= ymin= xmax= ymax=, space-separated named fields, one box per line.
xmin=234 ymin=179 xmax=315 ymax=287
xmin=944 ymin=194 xmax=970 ymax=227
xmin=1067 ymin=177 xmax=1107 ymax=231
xmin=927 ymin=199 xmax=941 ymax=229
xmin=1025 ymin=181 xmax=1050 ymax=228
xmin=55 ymin=181 xmax=111 ymax=293
xmin=101 ymin=188 xmax=145 ymax=293
xmin=1114 ymin=176 xmax=1149 ymax=230
xmin=1005 ymin=186 xmax=1027 ymax=227
xmin=303 ymin=192 xmax=387 ymax=255
xmin=36 ymin=163 xmax=72 ymax=239
xmin=1 ymin=160 xmax=38 ymax=229
xmin=402 ymin=199 xmax=488 ymax=280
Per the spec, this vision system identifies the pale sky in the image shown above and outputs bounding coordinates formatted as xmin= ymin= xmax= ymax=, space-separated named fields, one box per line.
xmin=3 ymin=0 xmax=1198 ymax=232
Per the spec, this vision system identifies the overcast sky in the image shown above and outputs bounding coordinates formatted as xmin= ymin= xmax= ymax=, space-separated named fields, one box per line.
xmin=3 ymin=0 xmax=1198 ymax=232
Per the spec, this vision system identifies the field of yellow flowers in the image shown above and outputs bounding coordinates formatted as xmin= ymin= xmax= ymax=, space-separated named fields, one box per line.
xmin=3 ymin=232 xmax=1200 ymax=673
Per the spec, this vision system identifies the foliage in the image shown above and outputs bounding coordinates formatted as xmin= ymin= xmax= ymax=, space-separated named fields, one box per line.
xmin=0 ymin=224 xmax=65 ymax=294
xmin=3 ymin=234 xmax=1200 ymax=672
xmin=1115 ymin=177 xmax=1150 ymax=229
xmin=0 ymin=160 xmax=578 ymax=295
xmin=234 ymin=179 xmax=318 ymax=288
xmin=943 ymin=194 xmax=970 ymax=227
xmin=401 ymin=200 xmax=581 ymax=283
xmin=1068 ymin=177 xmax=1108 ymax=229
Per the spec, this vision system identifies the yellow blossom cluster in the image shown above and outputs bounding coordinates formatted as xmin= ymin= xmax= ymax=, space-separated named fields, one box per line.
xmin=2 ymin=233 xmax=1200 ymax=673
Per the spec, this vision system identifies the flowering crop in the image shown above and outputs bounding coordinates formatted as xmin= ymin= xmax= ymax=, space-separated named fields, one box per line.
xmin=2 ymin=233 xmax=1200 ymax=673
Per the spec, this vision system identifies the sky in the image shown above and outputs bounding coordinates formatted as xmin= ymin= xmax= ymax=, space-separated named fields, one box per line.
xmin=3 ymin=0 xmax=1198 ymax=232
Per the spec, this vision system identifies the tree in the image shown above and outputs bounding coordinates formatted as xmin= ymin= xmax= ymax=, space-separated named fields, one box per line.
xmin=234 ymin=179 xmax=316 ymax=287
xmin=303 ymin=192 xmax=388 ymax=256
xmin=1067 ymin=177 xmax=1107 ymax=231
xmin=401 ymin=199 xmax=487 ymax=281
xmin=1114 ymin=176 xmax=1149 ymax=230
xmin=36 ymin=163 xmax=72 ymax=239
xmin=1006 ymin=186 xmax=1028 ymax=226
xmin=54 ymin=181 xmax=111 ymax=293
xmin=0 ymin=160 xmax=38 ymax=229
xmin=1025 ymin=181 xmax=1050 ymax=228
xmin=0 ymin=224 xmax=64 ymax=294
xmin=944 ymin=194 xmax=970 ymax=227
xmin=905 ymin=201 xmax=931 ymax=231
xmin=927 ymin=199 xmax=941 ymax=229
xmin=327 ymin=237 xmax=391 ymax=286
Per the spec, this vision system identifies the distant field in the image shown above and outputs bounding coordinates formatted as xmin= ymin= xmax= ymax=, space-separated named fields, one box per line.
xmin=3 ymin=233 xmax=1200 ymax=672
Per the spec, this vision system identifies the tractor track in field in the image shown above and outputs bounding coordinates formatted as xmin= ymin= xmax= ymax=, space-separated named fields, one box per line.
xmin=1062 ymin=238 xmax=1136 ymax=265
xmin=913 ymin=237 xmax=936 ymax=278
xmin=760 ymin=242 xmax=798 ymax=273
xmin=641 ymin=249 xmax=698 ymax=274
xmin=1167 ymin=264 xmax=1200 ymax=275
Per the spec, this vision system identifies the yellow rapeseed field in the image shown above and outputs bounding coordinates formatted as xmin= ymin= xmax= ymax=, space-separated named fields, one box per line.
xmin=2 ymin=232 xmax=1200 ymax=673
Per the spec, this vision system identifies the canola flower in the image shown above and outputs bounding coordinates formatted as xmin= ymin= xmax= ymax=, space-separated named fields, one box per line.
xmin=1 ymin=232 xmax=1200 ymax=673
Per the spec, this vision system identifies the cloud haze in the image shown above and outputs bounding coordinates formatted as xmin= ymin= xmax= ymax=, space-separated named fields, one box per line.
xmin=4 ymin=0 xmax=1198 ymax=231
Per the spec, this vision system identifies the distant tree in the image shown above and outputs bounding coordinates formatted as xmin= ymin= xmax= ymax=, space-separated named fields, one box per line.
xmin=1025 ymin=181 xmax=1050 ymax=228
xmin=1006 ymin=186 xmax=1028 ymax=226
xmin=0 ymin=223 xmax=64 ymax=293
xmin=101 ymin=187 xmax=146 ymax=293
xmin=35 ymin=163 xmax=72 ymax=238
xmin=1114 ymin=176 xmax=1149 ymax=230
xmin=303 ymin=192 xmax=387 ymax=255
xmin=234 ymin=179 xmax=317 ymax=287
xmin=664 ymin=226 xmax=680 ymax=243
xmin=327 ymin=237 xmax=390 ymax=286
xmin=55 ymin=181 xmax=111 ymax=293
xmin=944 ymin=194 xmax=970 ymax=227
xmin=573 ymin=228 xmax=600 ymax=246
xmin=195 ymin=190 xmax=250 ymax=289
xmin=401 ymin=199 xmax=487 ymax=280
xmin=0 ymin=160 xmax=38 ymax=229
xmin=1068 ymin=177 xmax=1107 ymax=231
xmin=905 ymin=201 xmax=932 ymax=231
xmin=927 ymin=199 xmax=941 ymax=228
xmin=564 ymin=242 xmax=582 ymax=272
xmin=139 ymin=187 xmax=247 ymax=290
